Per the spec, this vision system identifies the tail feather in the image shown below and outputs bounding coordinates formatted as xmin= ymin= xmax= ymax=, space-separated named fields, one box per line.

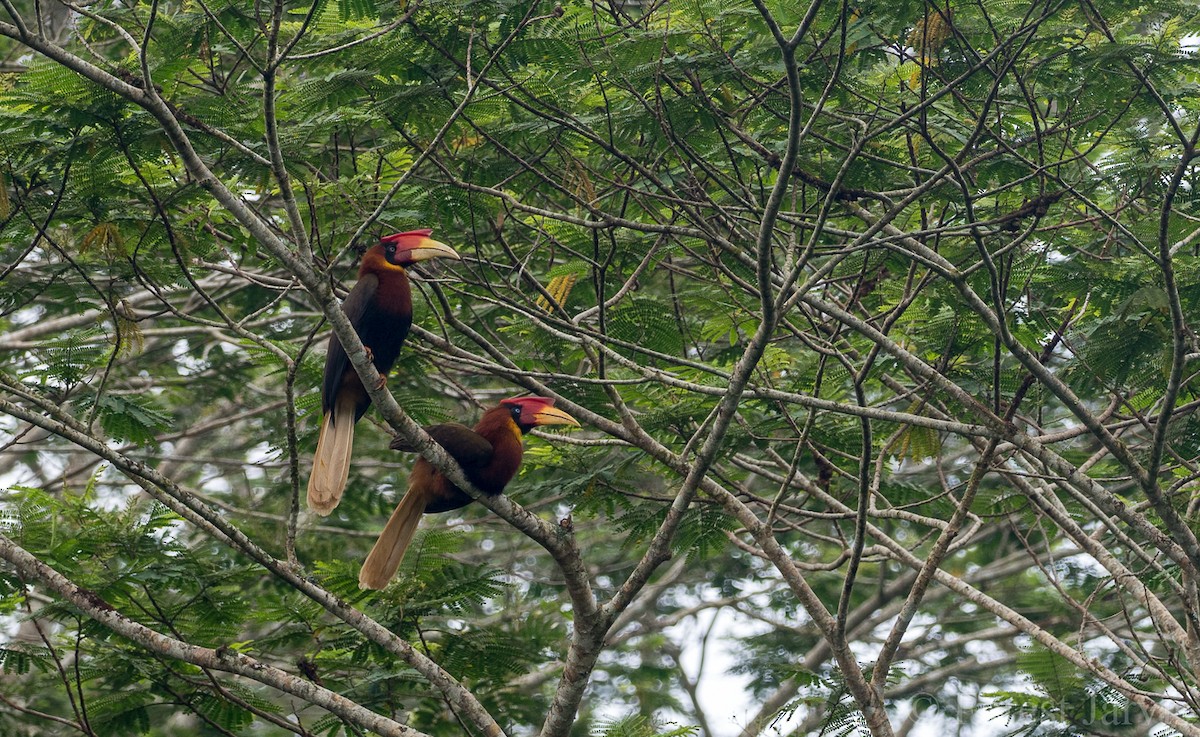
xmin=359 ymin=486 xmax=427 ymax=589
xmin=307 ymin=400 xmax=356 ymax=515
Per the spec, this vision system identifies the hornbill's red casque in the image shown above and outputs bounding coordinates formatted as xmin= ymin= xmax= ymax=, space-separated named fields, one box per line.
xmin=307 ymin=230 xmax=460 ymax=516
xmin=358 ymin=396 xmax=580 ymax=590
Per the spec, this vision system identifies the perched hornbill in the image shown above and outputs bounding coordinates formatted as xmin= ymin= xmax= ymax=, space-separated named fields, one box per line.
xmin=307 ymin=230 xmax=460 ymax=516
xmin=359 ymin=396 xmax=579 ymax=589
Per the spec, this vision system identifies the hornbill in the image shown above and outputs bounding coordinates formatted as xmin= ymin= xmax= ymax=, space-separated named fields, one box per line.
xmin=358 ymin=396 xmax=580 ymax=589
xmin=307 ymin=230 xmax=460 ymax=516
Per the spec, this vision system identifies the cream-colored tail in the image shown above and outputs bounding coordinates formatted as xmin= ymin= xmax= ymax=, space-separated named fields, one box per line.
xmin=359 ymin=486 xmax=426 ymax=589
xmin=307 ymin=399 xmax=356 ymax=515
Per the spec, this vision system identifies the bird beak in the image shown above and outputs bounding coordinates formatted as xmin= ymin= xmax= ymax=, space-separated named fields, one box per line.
xmin=403 ymin=236 xmax=461 ymax=263
xmin=532 ymin=405 xmax=581 ymax=428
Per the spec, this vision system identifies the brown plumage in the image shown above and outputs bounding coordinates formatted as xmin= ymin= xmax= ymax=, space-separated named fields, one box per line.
xmin=307 ymin=230 xmax=459 ymax=516
xmin=359 ymin=397 xmax=580 ymax=589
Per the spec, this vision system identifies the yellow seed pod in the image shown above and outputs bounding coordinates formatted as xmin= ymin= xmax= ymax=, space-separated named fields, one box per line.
xmin=536 ymin=273 xmax=579 ymax=313
xmin=907 ymin=8 xmax=953 ymax=65
xmin=82 ymin=222 xmax=125 ymax=258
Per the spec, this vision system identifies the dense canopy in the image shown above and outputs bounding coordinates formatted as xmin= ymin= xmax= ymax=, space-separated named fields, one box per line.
xmin=2 ymin=0 xmax=1200 ymax=736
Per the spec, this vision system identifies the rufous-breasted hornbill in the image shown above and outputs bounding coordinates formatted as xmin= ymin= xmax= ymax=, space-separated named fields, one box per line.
xmin=307 ymin=230 xmax=460 ymax=516
xmin=359 ymin=396 xmax=579 ymax=589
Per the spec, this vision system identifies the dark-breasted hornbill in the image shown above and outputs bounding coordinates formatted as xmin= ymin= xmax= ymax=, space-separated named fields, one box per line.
xmin=307 ymin=230 xmax=460 ymax=516
xmin=358 ymin=396 xmax=579 ymax=589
